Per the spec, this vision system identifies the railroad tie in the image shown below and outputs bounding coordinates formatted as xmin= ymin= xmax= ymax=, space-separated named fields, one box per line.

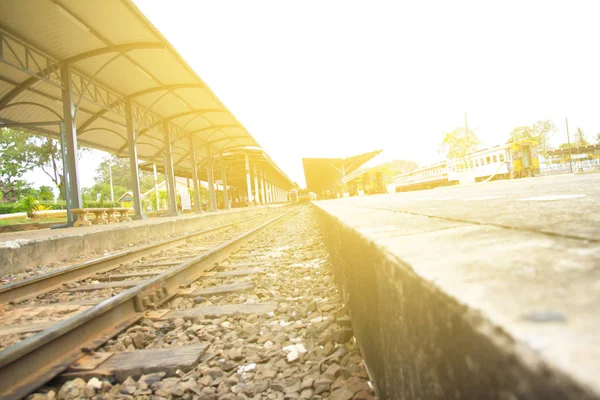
xmin=61 ymin=344 xmax=207 ymax=382
xmin=179 ymin=282 xmax=255 ymax=297
xmin=151 ymin=302 xmax=278 ymax=320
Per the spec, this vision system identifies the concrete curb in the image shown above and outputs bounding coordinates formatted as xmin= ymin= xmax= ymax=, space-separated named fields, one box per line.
xmin=0 ymin=207 xmax=269 ymax=275
xmin=313 ymin=203 xmax=598 ymax=400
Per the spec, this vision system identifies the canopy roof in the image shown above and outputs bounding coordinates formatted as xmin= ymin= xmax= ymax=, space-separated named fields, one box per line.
xmin=141 ymin=147 xmax=296 ymax=191
xmin=0 ymin=0 xmax=288 ymax=182
xmin=547 ymin=144 xmax=600 ymax=157
xmin=302 ymin=150 xmax=382 ymax=194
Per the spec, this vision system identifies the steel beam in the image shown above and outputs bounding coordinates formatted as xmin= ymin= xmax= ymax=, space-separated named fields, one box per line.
xmin=221 ymin=154 xmax=230 ymax=210
xmin=253 ymin=163 xmax=260 ymax=206
xmin=162 ymin=122 xmax=179 ymax=216
xmin=60 ymin=65 xmax=82 ymax=220
xmin=267 ymin=177 xmax=273 ymax=204
xmin=260 ymin=170 xmax=266 ymax=205
xmin=245 ymin=153 xmax=253 ymax=205
xmin=206 ymin=145 xmax=217 ymax=212
xmin=189 ymin=137 xmax=202 ymax=214
xmin=125 ymin=99 xmax=144 ymax=220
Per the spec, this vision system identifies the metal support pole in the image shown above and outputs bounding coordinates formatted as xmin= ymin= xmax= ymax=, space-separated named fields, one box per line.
xmin=245 ymin=153 xmax=253 ymax=205
xmin=163 ymin=122 xmax=179 ymax=216
xmin=265 ymin=177 xmax=271 ymax=204
xmin=189 ymin=137 xmax=202 ymax=214
xmin=565 ymin=117 xmax=573 ymax=174
xmin=60 ymin=64 xmax=82 ymax=221
xmin=221 ymin=154 xmax=230 ymax=209
xmin=253 ymin=164 xmax=260 ymax=205
xmin=108 ymin=162 xmax=114 ymax=202
xmin=125 ymin=99 xmax=145 ymax=220
xmin=207 ymin=145 xmax=217 ymax=212
xmin=152 ymin=163 xmax=159 ymax=211
xmin=260 ymin=170 xmax=266 ymax=205
xmin=271 ymin=181 xmax=275 ymax=203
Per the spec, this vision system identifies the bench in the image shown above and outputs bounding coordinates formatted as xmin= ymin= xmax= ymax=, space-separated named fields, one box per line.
xmin=71 ymin=207 xmax=133 ymax=227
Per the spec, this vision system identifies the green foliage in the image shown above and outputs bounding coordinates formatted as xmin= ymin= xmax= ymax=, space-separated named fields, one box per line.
xmin=15 ymin=195 xmax=38 ymax=218
xmin=40 ymin=200 xmax=66 ymax=210
xmin=82 ymin=183 xmax=128 ymax=203
xmin=0 ymin=203 xmax=16 ymax=214
xmin=32 ymin=136 xmax=90 ymax=200
xmin=39 ymin=186 xmax=54 ymax=201
xmin=0 ymin=128 xmax=39 ymax=202
xmin=439 ymin=127 xmax=480 ymax=160
xmin=558 ymin=128 xmax=592 ymax=149
xmin=147 ymin=190 xmax=169 ymax=211
xmin=82 ymin=200 xmax=121 ymax=208
xmin=87 ymin=156 xmax=163 ymax=203
xmin=574 ymin=128 xmax=589 ymax=147
xmin=0 ymin=128 xmax=90 ymax=201
xmin=510 ymin=120 xmax=557 ymax=155
xmin=378 ymin=160 xmax=419 ymax=176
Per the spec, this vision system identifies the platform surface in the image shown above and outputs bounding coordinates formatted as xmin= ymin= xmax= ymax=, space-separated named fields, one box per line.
xmin=315 ymin=173 xmax=600 ymax=396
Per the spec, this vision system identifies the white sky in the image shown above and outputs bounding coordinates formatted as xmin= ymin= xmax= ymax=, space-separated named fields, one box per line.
xmin=26 ymin=0 xmax=600 ymax=190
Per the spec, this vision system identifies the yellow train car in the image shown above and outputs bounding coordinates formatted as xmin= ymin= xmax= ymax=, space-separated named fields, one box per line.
xmin=508 ymin=139 xmax=539 ymax=177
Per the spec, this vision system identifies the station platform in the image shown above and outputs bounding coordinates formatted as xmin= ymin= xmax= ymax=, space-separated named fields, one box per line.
xmin=314 ymin=173 xmax=600 ymax=399
xmin=0 ymin=206 xmax=275 ymax=276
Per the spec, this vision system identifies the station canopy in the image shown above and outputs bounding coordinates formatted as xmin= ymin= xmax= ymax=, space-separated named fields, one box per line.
xmin=302 ymin=150 xmax=382 ymax=195
xmin=0 ymin=0 xmax=293 ymax=188
xmin=141 ymin=147 xmax=296 ymax=191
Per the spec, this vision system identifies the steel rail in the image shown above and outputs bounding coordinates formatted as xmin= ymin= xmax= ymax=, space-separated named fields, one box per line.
xmin=0 ymin=209 xmax=279 ymax=304
xmin=0 ymin=206 xmax=297 ymax=400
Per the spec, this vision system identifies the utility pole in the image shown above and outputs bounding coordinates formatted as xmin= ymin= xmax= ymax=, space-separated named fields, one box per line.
xmin=565 ymin=117 xmax=573 ymax=174
xmin=108 ymin=161 xmax=114 ymax=202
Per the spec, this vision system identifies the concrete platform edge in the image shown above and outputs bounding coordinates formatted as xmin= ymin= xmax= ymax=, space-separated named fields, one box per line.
xmin=313 ymin=203 xmax=597 ymax=400
xmin=0 ymin=207 xmax=270 ymax=276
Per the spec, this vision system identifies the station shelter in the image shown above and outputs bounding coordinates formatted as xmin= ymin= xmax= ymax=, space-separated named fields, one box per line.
xmin=0 ymin=0 xmax=294 ymax=226
xmin=302 ymin=150 xmax=382 ymax=199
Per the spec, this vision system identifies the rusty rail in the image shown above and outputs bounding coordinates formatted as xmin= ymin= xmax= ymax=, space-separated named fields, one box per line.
xmin=0 ymin=209 xmax=278 ymax=304
xmin=0 ymin=207 xmax=297 ymax=400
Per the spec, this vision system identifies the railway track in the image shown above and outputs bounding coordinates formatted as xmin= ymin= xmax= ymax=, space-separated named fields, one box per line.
xmin=0 ymin=206 xmax=300 ymax=400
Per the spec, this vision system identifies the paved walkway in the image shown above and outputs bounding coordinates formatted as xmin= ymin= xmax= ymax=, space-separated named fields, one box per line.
xmin=315 ymin=174 xmax=600 ymax=398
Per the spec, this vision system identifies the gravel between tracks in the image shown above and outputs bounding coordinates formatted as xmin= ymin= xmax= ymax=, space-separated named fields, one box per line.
xmin=29 ymin=207 xmax=376 ymax=400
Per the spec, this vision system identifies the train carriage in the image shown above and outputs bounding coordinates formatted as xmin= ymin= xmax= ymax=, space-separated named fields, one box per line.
xmin=394 ymin=161 xmax=448 ymax=192
xmin=394 ymin=140 xmax=540 ymax=192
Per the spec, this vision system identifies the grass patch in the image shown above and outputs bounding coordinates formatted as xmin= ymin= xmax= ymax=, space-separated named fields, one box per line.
xmin=0 ymin=217 xmax=67 ymax=226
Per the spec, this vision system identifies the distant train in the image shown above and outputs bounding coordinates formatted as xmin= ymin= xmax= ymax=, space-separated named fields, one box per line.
xmin=346 ymin=166 xmax=395 ymax=196
xmin=395 ymin=140 xmax=539 ymax=192
xmin=290 ymin=188 xmax=316 ymax=203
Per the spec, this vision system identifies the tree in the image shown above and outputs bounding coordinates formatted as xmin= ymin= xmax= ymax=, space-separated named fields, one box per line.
xmin=596 ymin=133 xmax=600 ymax=144
xmin=574 ymin=128 xmax=589 ymax=147
xmin=39 ymin=185 xmax=54 ymax=201
xmin=378 ymin=160 xmax=419 ymax=176
xmin=439 ymin=127 xmax=480 ymax=160
xmin=87 ymin=156 xmax=164 ymax=202
xmin=510 ymin=120 xmax=557 ymax=155
xmin=82 ymin=182 xmax=128 ymax=203
xmin=32 ymin=137 xmax=90 ymax=201
xmin=0 ymin=129 xmax=39 ymax=202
